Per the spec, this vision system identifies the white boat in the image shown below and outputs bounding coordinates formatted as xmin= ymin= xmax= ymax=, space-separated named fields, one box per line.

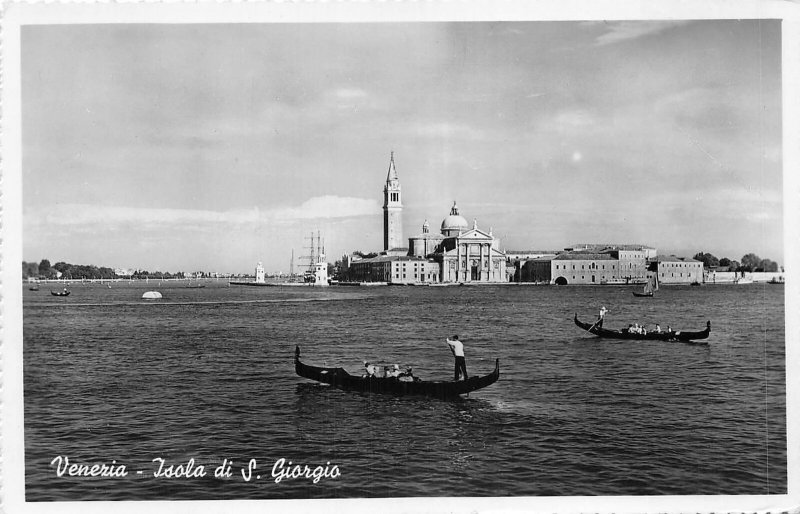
xmin=735 ymin=276 xmax=753 ymax=285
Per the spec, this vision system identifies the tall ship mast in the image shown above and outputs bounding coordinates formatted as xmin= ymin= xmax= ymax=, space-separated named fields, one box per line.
xmin=302 ymin=231 xmax=329 ymax=285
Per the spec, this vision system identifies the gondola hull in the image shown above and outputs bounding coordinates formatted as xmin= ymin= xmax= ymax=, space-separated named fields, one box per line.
xmin=294 ymin=346 xmax=499 ymax=399
xmin=632 ymin=292 xmax=653 ymax=297
xmin=50 ymin=291 xmax=70 ymax=297
xmin=574 ymin=314 xmax=710 ymax=343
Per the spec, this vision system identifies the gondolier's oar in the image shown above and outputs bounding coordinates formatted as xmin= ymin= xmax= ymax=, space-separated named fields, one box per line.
xmin=576 ymin=313 xmax=602 ymax=333
xmin=586 ymin=319 xmax=601 ymax=332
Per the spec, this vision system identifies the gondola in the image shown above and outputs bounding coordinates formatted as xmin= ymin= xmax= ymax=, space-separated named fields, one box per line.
xmin=574 ymin=314 xmax=710 ymax=343
xmin=50 ymin=290 xmax=71 ymax=297
xmin=294 ymin=346 xmax=500 ymax=400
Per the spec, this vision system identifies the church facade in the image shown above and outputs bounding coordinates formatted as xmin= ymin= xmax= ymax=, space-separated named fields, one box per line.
xmin=348 ymin=154 xmax=507 ymax=284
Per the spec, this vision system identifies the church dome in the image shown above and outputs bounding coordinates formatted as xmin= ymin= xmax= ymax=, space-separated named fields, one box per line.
xmin=441 ymin=201 xmax=468 ymax=236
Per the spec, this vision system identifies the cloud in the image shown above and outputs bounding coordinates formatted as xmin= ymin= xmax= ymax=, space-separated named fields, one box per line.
xmin=323 ymin=87 xmax=372 ymax=112
xmin=408 ymin=121 xmax=486 ymax=140
xmin=333 ymin=88 xmax=368 ymax=99
xmin=273 ymin=195 xmax=381 ymax=220
xmin=27 ymin=196 xmax=382 ymax=230
xmin=663 ymin=185 xmax=782 ymax=223
xmin=592 ymin=21 xmax=692 ymax=46
xmin=541 ymin=109 xmax=598 ymax=137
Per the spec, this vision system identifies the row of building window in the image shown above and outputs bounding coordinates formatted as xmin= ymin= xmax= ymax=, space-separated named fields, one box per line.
xmin=394 ymin=273 xmax=437 ymax=279
xmin=555 ymin=264 xmax=617 ymax=270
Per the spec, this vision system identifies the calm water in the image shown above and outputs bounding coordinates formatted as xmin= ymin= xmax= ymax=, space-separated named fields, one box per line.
xmin=23 ymin=282 xmax=786 ymax=500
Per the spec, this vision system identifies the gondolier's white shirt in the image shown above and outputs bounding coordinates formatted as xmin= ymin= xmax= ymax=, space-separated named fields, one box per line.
xmin=446 ymin=339 xmax=465 ymax=357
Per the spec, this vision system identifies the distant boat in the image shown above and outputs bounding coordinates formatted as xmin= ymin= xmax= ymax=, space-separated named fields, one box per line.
xmin=768 ymin=277 xmax=785 ymax=285
xmin=186 ymin=284 xmax=206 ymax=289
xmin=735 ymin=276 xmax=753 ymax=285
xmin=633 ymin=274 xmax=658 ymax=297
xmin=142 ymin=291 xmax=163 ymax=299
xmin=50 ymin=290 xmax=70 ymax=297
xmin=29 ymin=285 xmax=40 ymax=291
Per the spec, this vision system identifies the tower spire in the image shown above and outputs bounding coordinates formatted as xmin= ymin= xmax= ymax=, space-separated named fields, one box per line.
xmin=383 ymin=151 xmax=403 ymax=252
xmin=386 ymin=151 xmax=399 ymax=181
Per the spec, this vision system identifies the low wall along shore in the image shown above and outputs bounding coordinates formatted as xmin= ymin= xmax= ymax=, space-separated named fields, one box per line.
xmin=704 ymin=271 xmax=785 ymax=284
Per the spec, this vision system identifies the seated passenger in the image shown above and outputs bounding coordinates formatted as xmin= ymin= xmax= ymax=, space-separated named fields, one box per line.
xmin=386 ymin=364 xmax=401 ymax=378
xmin=398 ymin=366 xmax=414 ymax=381
xmin=363 ymin=361 xmax=379 ymax=378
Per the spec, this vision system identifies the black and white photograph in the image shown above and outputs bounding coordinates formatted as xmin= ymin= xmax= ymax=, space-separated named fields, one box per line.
xmin=2 ymin=1 xmax=798 ymax=513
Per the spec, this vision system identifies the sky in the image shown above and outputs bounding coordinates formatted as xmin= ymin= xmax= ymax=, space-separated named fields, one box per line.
xmin=21 ymin=20 xmax=783 ymax=274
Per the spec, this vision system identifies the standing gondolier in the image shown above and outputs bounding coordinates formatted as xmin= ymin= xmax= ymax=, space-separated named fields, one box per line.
xmin=598 ymin=306 xmax=608 ymax=328
xmin=445 ymin=335 xmax=468 ymax=381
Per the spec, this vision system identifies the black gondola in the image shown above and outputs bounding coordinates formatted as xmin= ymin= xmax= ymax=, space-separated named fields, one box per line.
xmin=294 ymin=346 xmax=500 ymax=400
xmin=574 ymin=314 xmax=710 ymax=343
xmin=50 ymin=290 xmax=71 ymax=297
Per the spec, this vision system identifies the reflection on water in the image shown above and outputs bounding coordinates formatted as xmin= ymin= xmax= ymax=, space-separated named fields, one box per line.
xmin=23 ymin=282 xmax=786 ymax=499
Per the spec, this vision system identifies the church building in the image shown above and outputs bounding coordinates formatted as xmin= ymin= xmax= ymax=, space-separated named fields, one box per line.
xmin=436 ymin=204 xmax=507 ymax=283
xmin=348 ymin=153 xmax=507 ymax=284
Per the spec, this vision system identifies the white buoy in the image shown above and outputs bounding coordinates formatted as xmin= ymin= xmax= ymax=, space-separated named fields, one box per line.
xmin=142 ymin=291 xmax=163 ymax=299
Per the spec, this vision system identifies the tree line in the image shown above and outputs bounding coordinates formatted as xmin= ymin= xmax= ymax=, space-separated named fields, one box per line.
xmin=22 ymin=259 xmax=186 ymax=280
xmin=692 ymin=252 xmax=781 ymax=272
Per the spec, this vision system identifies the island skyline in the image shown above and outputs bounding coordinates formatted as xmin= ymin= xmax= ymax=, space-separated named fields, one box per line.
xmin=22 ymin=20 xmax=783 ymax=274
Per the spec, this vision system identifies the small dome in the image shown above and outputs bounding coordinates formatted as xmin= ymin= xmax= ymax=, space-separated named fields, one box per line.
xmin=441 ymin=201 xmax=468 ymax=235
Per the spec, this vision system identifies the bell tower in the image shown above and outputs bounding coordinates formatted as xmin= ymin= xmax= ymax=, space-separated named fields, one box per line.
xmin=383 ymin=152 xmax=403 ymax=252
